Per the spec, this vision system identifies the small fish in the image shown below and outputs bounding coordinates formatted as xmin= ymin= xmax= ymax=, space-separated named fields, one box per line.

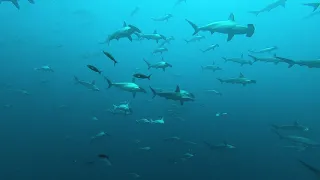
xmin=133 ymin=73 xmax=152 ymax=80
xmin=98 ymin=154 xmax=112 ymax=166
xmin=103 ymin=51 xmax=118 ymax=66
xmin=91 ymin=116 xmax=98 ymax=121
xmin=129 ymin=173 xmax=140 ymax=178
xmin=140 ymin=146 xmax=151 ymax=150
xmin=87 ymin=65 xmax=102 ymax=74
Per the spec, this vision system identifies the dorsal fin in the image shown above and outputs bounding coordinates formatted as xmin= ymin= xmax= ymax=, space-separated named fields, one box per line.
xmin=212 ymin=60 xmax=215 ymax=65
xmin=153 ymin=30 xmax=157 ymax=34
xmin=123 ymin=21 xmax=127 ymax=27
xmin=228 ymin=13 xmax=235 ymax=21
xmin=175 ymin=85 xmax=180 ymax=92
xmin=294 ymin=121 xmax=299 ymax=126
xmin=241 ymin=54 xmax=244 ymax=58
xmin=224 ymin=141 xmax=228 ymax=146
xmin=132 ymin=78 xmax=136 ymax=83
xmin=91 ymin=80 xmax=95 ymax=85
xmin=239 ymin=73 xmax=244 ymax=78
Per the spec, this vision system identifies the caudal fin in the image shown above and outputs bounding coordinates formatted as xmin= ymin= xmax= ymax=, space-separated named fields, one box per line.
xmin=185 ymin=19 xmax=200 ymax=35
xmin=28 ymin=0 xmax=35 ymax=4
xmin=303 ymin=3 xmax=320 ymax=12
xmin=246 ymin=24 xmax=255 ymax=37
xmin=248 ymin=54 xmax=258 ymax=62
xmin=11 ymin=0 xmax=20 ymax=9
xmin=74 ymin=76 xmax=79 ymax=84
xmin=149 ymin=86 xmax=157 ymax=98
xmin=248 ymin=11 xmax=260 ymax=16
xmin=143 ymin=58 xmax=151 ymax=69
xmin=222 ymin=57 xmax=227 ymax=62
xmin=274 ymin=55 xmax=295 ymax=68
xmin=147 ymin=74 xmax=152 ymax=80
xmin=217 ymin=78 xmax=224 ymax=84
xmin=104 ymin=77 xmax=113 ymax=88
xmin=271 ymin=129 xmax=283 ymax=139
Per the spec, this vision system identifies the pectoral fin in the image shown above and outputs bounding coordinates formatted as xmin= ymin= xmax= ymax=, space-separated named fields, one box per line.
xmin=132 ymin=92 xmax=136 ymax=98
xmin=128 ymin=36 xmax=133 ymax=41
xmin=12 ymin=0 xmax=20 ymax=9
xmin=227 ymin=33 xmax=234 ymax=41
xmin=180 ymin=100 xmax=184 ymax=105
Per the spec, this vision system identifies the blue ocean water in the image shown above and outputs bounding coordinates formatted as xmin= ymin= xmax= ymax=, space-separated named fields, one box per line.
xmin=1 ymin=0 xmax=320 ymax=179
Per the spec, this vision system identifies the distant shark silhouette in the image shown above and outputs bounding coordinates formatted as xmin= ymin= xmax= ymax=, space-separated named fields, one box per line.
xmin=299 ymin=160 xmax=320 ymax=179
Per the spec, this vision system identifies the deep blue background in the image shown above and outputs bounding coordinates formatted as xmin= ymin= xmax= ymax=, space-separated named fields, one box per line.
xmin=0 ymin=0 xmax=319 ymax=179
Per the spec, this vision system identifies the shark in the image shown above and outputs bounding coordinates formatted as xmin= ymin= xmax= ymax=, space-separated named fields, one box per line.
xmin=105 ymin=22 xmax=141 ymax=45
xmin=222 ymin=54 xmax=253 ymax=66
xmin=248 ymin=46 xmax=278 ymax=54
xmin=271 ymin=121 xmax=309 ymax=132
xmin=185 ymin=13 xmax=255 ymax=41
xmin=90 ymin=131 xmax=110 ymax=143
xmin=298 ymin=160 xmax=320 ymax=179
xmin=248 ymin=0 xmax=287 ymax=16
xmin=275 ymin=55 xmax=320 ymax=68
xmin=105 ymin=77 xmax=146 ymax=98
xmin=200 ymin=44 xmax=219 ymax=53
xmin=303 ymin=2 xmax=320 ymax=12
xmin=151 ymin=14 xmax=173 ymax=22
xmin=144 ymin=58 xmax=172 ymax=71
xmin=152 ymin=47 xmax=168 ymax=54
xmin=0 ymin=0 xmax=34 ymax=9
xmin=201 ymin=61 xmax=222 ymax=72
xmin=74 ymin=76 xmax=99 ymax=91
xmin=204 ymin=141 xmax=236 ymax=150
xmin=149 ymin=85 xmax=195 ymax=105
xmin=135 ymin=30 xmax=167 ymax=43
xmin=273 ymin=130 xmax=320 ymax=147
xmin=130 ymin=6 xmax=140 ymax=17
xmin=34 ymin=65 xmax=54 ymax=72
xmin=217 ymin=73 xmax=256 ymax=86
xmin=184 ymin=35 xmax=205 ymax=43
xmin=112 ymin=101 xmax=133 ymax=115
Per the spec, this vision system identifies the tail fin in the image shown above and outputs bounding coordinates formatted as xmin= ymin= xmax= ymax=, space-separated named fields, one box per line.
xmin=143 ymin=58 xmax=151 ymax=69
xmin=104 ymin=77 xmax=113 ymax=88
xmin=248 ymin=54 xmax=258 ymax=62
xmin=217 ymin=78 xmax=224 ymax=84
xmin=147 ymin=74 xmax=152 ymax=80
xmin=184 ymin=39 xmax=189 ymax=43
xmin=74 ymin=76 xmax=79 ymax=84
xmin=185 ymin=19 xmax=200 ymax=35
xmin=11 ymin=0 xmax=20 ymax=9
xmin=274 ymin=55 xmax=295 ymax=68
xmin=271 ymin=129 xmax=283 ymax=139
xmin=28 ymin=0 xmax=35 ymax=4
xmin=222 ymin=57 xmax=227 ymax=62
xmin=246 ymin=24 xmax=255 ymax=37
xmin=298 ymin=160 xmax=320 ymax=176
xmin=248 ymin=11 xmax=260 ymax=16
xmin=302 ymin=3 xmax=320 ymax=12
xmin=149 ymin=86 xmax=157 ymax=98
xmin=271 ymin=124 xmax=279 ymax=130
